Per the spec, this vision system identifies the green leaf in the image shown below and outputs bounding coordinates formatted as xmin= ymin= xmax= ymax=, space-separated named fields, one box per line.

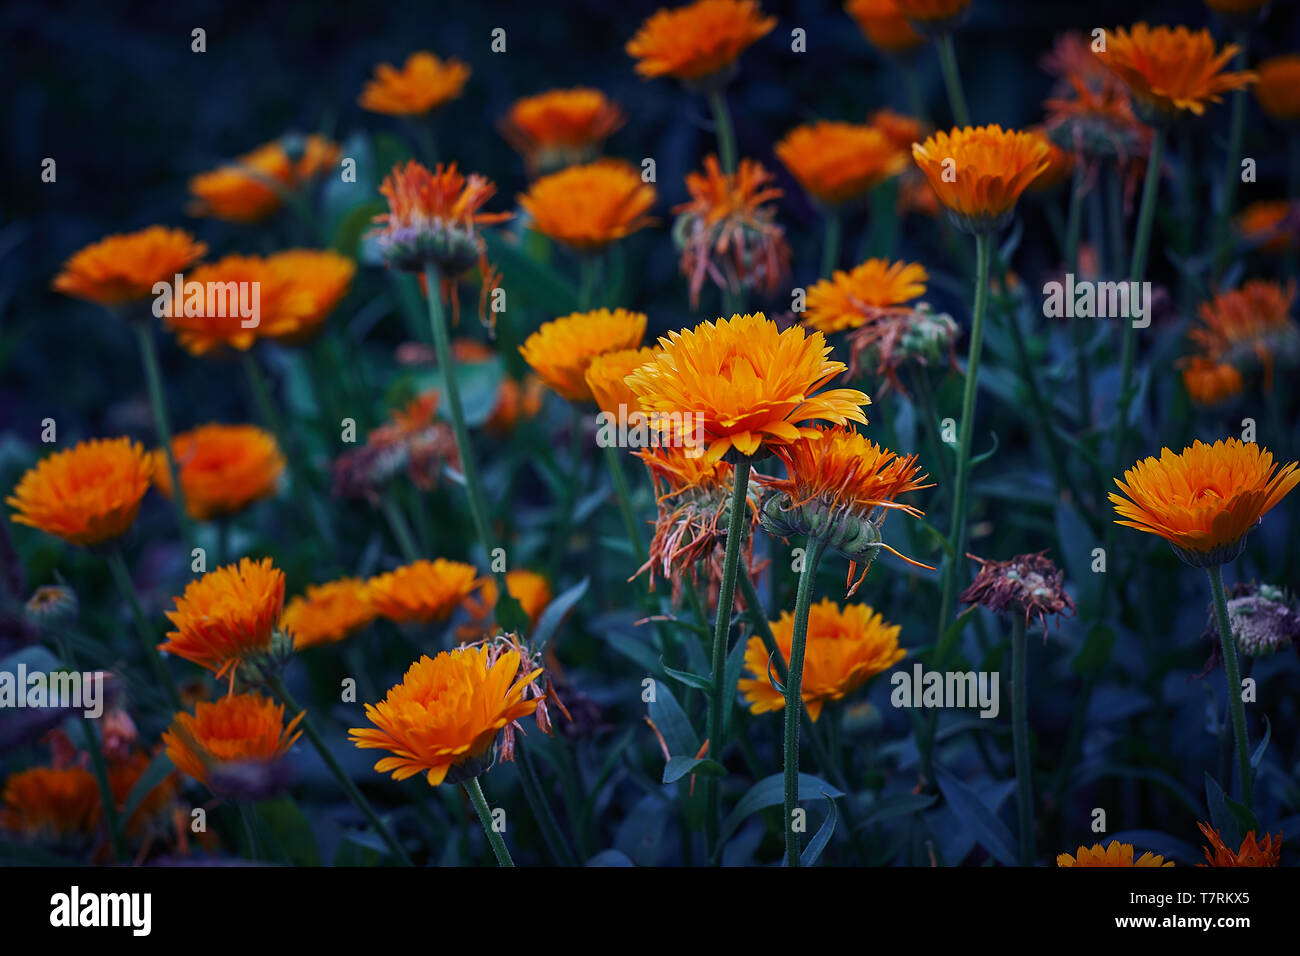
xmin=856 ymin=793 xmax=937 ymax=827
xmin=663 ymin=756 xmax=725 ymax=784
xmin=935 ymin=765 xmax=1017 ymax=866
xmin=331 ymin=200 xmax=385 ymax=258
xmin=718 ymin=772 xmax=844 ymax=846
xmin=934 ymin=605 xmax=979 ymax=667
xmin=121 ymin=751 xmax=174 ymax=822
xmin=531 ymin=577 xmax=588 ymax=654
xmin=799 ymin=795 xmax=839 ymax=866
xmin=483 ymin=231 xmax=580 ymax=314
xmin=1224 ymin=797 xmax=1260 ymax=840
xmin=648 ymin=682 xmax=698 ymax=756
xmin=720 ymin=632 xmax=750 ymax=740
xmin=1250 ymin=715 xmax=1271 ymax=769
xmin=1204 ymin=772 xmax=1241 ymax=848
xmin=254 ymin=796 xmax=320 ymax=866
xmin=661 ymin=659 xmax=711 ymax=692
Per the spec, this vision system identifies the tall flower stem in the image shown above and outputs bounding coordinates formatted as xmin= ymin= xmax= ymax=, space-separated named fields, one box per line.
xmin=1207 ymin=564 xmax=1253 ymax=812
xmin=603 ymin=443 xmax=645 ymax=563
xmin=820 ymin=210 xmax=842 ymax=278
xmin=783 ymin=535 xmax=828 ymax=867
xmin=707 ymin=88 xmax=738 ymax=176
xmin=132 ymin=322 xmax=196 ymax=554
xmin=1010 ymin=614 xmax=1033 ymax=865
xmin=105 ymin=549 xmax=181 ymax=713
xmin=1212 ymin=33 xmax=1249 ymax=278
xmin=266 ymin=674 xmax=413 ymax=866
xmin=380 ymin=491 xmax=421 ymax=562
xmin=936 ymin=33 xmax=971 ymax=127
xmin=463 ymin=776 xmax=514 ymax=866
xmin=1063 ymin=165 xmax=1091 ymax=426
xmin=704 ymin=455 xmax=753 ymax=856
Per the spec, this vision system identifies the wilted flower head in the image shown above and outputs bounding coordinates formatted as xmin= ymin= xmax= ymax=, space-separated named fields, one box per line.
xmin=846 ymin=0 xmax=925 ymax=56
xmin=332 ymin=392 xmax=459 ymax=502
xmin=282 ymin=578 xmax=376 ymax=650
xmin=1199 ymin=581 xmax=1300 ymax=661
xmin=162 ymin=692 xmax=302 ymax=799
xmin=188 ymin=134 xmax=339 ymax=222
xmin=500 ymin=87 xmax=625 ymax=175
xmin=1044 ymin=71 xmax=1150 ymax=165
xmin=893 ymin=0 xmax=971 ymax=35
xmin=1197 ymin=822 xmax=1281 ymax=867
xmin=0 ymin=766 xmax=100 ymax=841
xmin=365 ymin=558 xmax=479 ymax=624
xmin=627 ymin=0 xmax=775 ymax=86
xmin=520 ymin=308 xmax=647 ymax=402
xmin=1254 ymin=54 xmax=1300 ymax=123
xmin=846 ymin=302 xmax=959 ymax=395
xmin=1057 ymin=840 xmax=1173 ymax=867
xmin=776 ymin=121 xmax=907 ymax=207
xmin=153 ymin=424 xmax=284 ymax=521
xmin=1187 ymin=280 xmax=1299 ymax=392
xmin=912 ymin=125 xmax=1051 ymax=234
xmin=959 ymin=551 xmax=1076 ymax=637
xmin=358 ymin=51 xmax=470 ymax=115
xmin=52 ymin=226 xmax=206 ymax=308
xmin=518 ymin=160 xmax=657 ymax=251
xmin=804 ymin=258 xmax=929 ymax=333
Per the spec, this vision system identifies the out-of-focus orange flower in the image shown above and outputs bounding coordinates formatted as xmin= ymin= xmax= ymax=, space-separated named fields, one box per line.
xmin=912 ymin=125 xmax=1050 ymax=233
xmin=1254 ymin=54 xmax=1300 ymax=122
xmin=627 ymin=0 xmax=775 ymax=83
xmin=1111 ymin=438 xmax=1300 ymax=567
xmin=804 ymin=258 xmax=929 ymax=333
xmin=7 ymin=438 xmax=153 ymax=547
xmin=1236 ymin=200 xmax=1298 ymax=253
xmin=1057 ymin=841 xmax=1173 ymax=867
xmin=163 ymin=692 xmax=303 ymax=789
xmin=282 ymin=578 xmax=375 ymax=650
xmin=520 ymin=308 xmax=647 ymax=402
xmin=518 ymin=160 xmax=657 ymax=251
xmin=869 ymin=108 xmax=924 ymax=152
xmin=487 ymin=375 xmax=546 ymax=433
xmin=153 ymin=424 xmax=284 ymax=521
xmin=1180 ymin=356 xmax=1244 ymax=405
xmin=739 ymin=598 xmax=904 ymax=720
xmin=500 ymin=88 xmax=625 ymax=174
xmin=1041 ymin=31 xmax=1115 ymax=92
xmin=846 ymin=0 xmax=925 ymax=55
xmin=468 ymin=569 xmax=553 ymax=626
xmin=161 ymin=557 xmax=286 ymax=680
xmin=366 ymin=558 xmax=480 ymax=624
xmin=52 ymin=227 xmax=207 ymax=307
xmin=263 ymin=249 xmax=356 ymax=344
xmin=359 ymin=51 xmax=470 ymax=115
xmin=1189 ymin=280 xmax=1299 ymax=389
xmin=1 ymin=767 xmax=100 ymax=840
xmin=1197 ymin=822 xmax=1282 ymax=866
xmin=585 ymin=346 xmax=659 ymax=417
xmin=1204 ymin=0 xmax=1269 ymax=17
xmin=1026 ymin=127 xmax=1074 ymax=192
xmin=626 ymin=313 xmax=870 ymax=463
xmin=893 ymin=0 xmax=971 ymax=34
xmin=332 ymin=392 xmax=459 ymax=501
xmin=1096 ymin=24 xmax=1255 ymax=122
xmin=776 ymin=121 xmax=907 ymax=206
xmin=1044 ymin=71 xmax=1150 ymax=164
xmin=188 ymin=135 xmax=339 ymax=222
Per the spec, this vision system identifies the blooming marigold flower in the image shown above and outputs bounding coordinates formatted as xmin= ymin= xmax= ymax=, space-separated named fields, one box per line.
xmin=776 ymin=121 xmax=907 ymax=207
xmin=153 ymin=424 xmax=284 ymax=521
xmin=627 ymin=0 xmax=775 ymax=84
xmin=349 ymin=642 xmax=543 ymax=786
xmin=163 ymin=692 xmax=303 ymax=793
xmin=1180 ymin=356 xmax=1244 ymax=405
xmin=366 ymin=558 xmax=479 ymax=624
xmin=739 ymin=598 xmax=904 ymax=720
xmin=358 ymin=50 xmax=470 ymax=115
xmin=160 ymin=557 xmax=287 ymax=681
xmin=520 ymin=308 xmax=647 ymax=402
xmin=518 ymin=160 xmax=657 ymax=251
xmin=263 ymin=249 xmax=356 ymax=344
xmin=1254 ymin=54 xmax=1300 ymax=122
xmin=1096 ymin=24 xmax=1256 ymax=123
xmin=1188 ymin=280 xmax=1300 ymax=390
xmin=1111 ymin=438 xmax=1300 ymax=567
xmin=959 ymin=551 xmax=1076 ymax=637
xmin=893 ymin=0 xmax=971 ymax=34
xmin=1056 ymin=841 xmax=1173 ymax=867
xmin=1236 ymin=199 xmax=1298 ymax=253
xmin=846 ymin=0 xmax=925 ymax=55
xmin=585 ymin=346 xmax=659 ymax=418
xmin=804 ymin=258 xmax=929 ymax=333
xmin=467 ymin=569 xmax=553 ymax=626
xmin=1197 ymin=823 xmax=1282 ymax=866
xmin=912 ymin=125 xmax=1051 ymax=234
xmin=51 ymin=226 xmax=206 ymax=307
xmin=625 ymin=313 xmax=870 ymax=463
xmin=7 ymin=438 xmax=153 ymax=547
xmin=500 ymin=87 xmax=625 ymax=175
xmin=188 ymin=134 xmax=340 ymax=223
xmin=281 ymin=578 xmax=375 ymax=650
xmin=0 ymin=767 xmax=100 ymax=840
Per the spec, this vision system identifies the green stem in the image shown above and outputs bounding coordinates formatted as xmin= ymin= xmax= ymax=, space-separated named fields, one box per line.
xmin=132 ymin=322 xmax=196 ymax=554
xmin=463 ymin=777 xmax=514 ymax=866
xmin=936 ymin=33 xmax=971 ymax=127
xmin=1063 ymin=165 xmax=1091 ymax=427
xmin=783 ymin=535 xmax=828 ymax=867
xmin=1010 ymin=614 xmax=1033 ymax=865
xmin=1213 ymin=34 xmax=1249 ymax=278
xmin=603 ymin=442 xmax=646 ymax=564
xmin=579 ymin=255 xmax=602 ymax=310
xmin=380 ymin=491 xmax=421 ymax=562
xmin=820 ymin=210 xmax=842 ymax=278
xmin=707 ymin=88 xmax=738 ymax=176
xmin=105 ymin=549 xmax=181 ymax=712
xmin=911 ymin=368 xmax=952 ymax=491
xmin=1208 ymin=565 xmax=1253 ymax=812
xmin=737 ymin=570 xmax=784 ymax=682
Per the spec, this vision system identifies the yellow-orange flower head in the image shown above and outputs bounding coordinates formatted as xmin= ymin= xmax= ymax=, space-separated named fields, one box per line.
xmin=520 ymin=308 xmax=647 ymax=403
xmin=846 ymin=0 xmax=926 ymax=55
xmin=912 ymin=125 xmax=1051 ymax=234
xmin=1057 ymin=841 xmax=1173 ymax=867
xmin=161 ymin=557 xmax=286 ymax=679
xmin=8 ymin=438 xmax=153 ymax=547
xmin=627 ymin=0 xmax=776 ymax=85
xmin=804 ymin=258 xmax=929 ymax=333
xmin=188 ymin=135 xmax=339 ymax=223
xmin=893 ymin=0 xmax=971 ymax=34
xmin=470 ymin=570 xmax=553 ymax=626
xmin=153 ymin=424 xmax=284 ymax=521
xmin=1 ymin=767 xmax=100 ymax=840
xmin=263 ymin=249 xmax=356 ymax=344
xmin=1180 ymin=357 xmax=1244 ymax=406
xmin=365 ymin=558 xmax=480 ymax=624
xmin=163 ymin=692 xmax=303 ymax=790
xmin=739 ymin=598 xmax=905 ymax=720
xmin=1111 ymin=438 xmax=1300 ymax=567
xmin=776 ymin=121 xmax=907 ymax=207
xmin=500 ymin=87 xmax=626 ymax=174
xmin=349 ymin=645 xmax=542 ymax=786
xmin=1197 ymin=822 xmax=1282 ymax=867
xmin=518 ymin=160 xmax=657 ymax=251
xmin=625 ymin=313 xmax=870 ymax=463
xmin=52 ymin=227 xmax=207 ymax=307
xmin=358 ymin=51 xmax=470 ymax=116
xmin=282 ymin=578 xmax=376 ymax=650
xmin=585 ymin=347 xmax=660 ymax=417
xmin=1254 ymin=55 xmax=1300 ymax=122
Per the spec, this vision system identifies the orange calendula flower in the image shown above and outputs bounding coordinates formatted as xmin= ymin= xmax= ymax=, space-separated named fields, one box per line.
xmin=520 ymin=308 xmax=647 ymax=402
xmin=518 ymin=160 xmax=657 ymax=251
xmin=1180 ymin=356 xmax=1244 ymax=405
xmin=1254 ymin=54 xmax=1300 ymax=122
xmin=739 ymin=598 xmax=905 ymax=720
xmin=846 ymin=0 xmax=925 ymax=55
xmin=894 ymin=0 xmax=971 ymax=34
xmin=1 ymin=767 xmax=100 ymax=840
xmin=485 ymin=375 xmax=546 ymax=434
xmin=1111 ymin=438 xmax=1300 ymax=567
xmin=585 ymin=346 xmax=659 ymax=418
xmin=1236 ymin=199 xmax=1297 ymax=253
xmin=281 ymin=578 xmax=375 ymax=650
xmin=468 ymin=570 xmax=553 ymax=626
xmin=1197 ymin=822 xmax=1281 ymax=867
xmin=153 ymin=424 xmax=284 ymax=521
xmin=1189 ymin=280 xmax=1299 ymax=390
xmin=776 ymin=121 xmax=907 ymax=206
xmin=7 ymin=438 xmax=153 ymax=547
xmin=500 ymin=87 xmax=625 ymax=174
xmin=912 ymin=125 xmax=1051 ymax=234
xmin=163 ymin=692 xmax=303 ymax=790
xmin=627 ymin=0 xmax=775 ymax=84
xmin=1026 ymin=127 xmax=1074 ymax=193
xmin=358 ymin=51 xmax=470 ymax=116
xmin=160 ymin=557 xmax=287 ymax=681
xmin=625 ymin=312 xmax=870 ymax=463
xmin=349 ymin=643 xmax=543 ymax=786
xmin=263 ymin=249 xmax=356 ymax=344
xmin=1057 ymin=841 xmax=1173 ymax=867
xmin=870 ymin=108 xmax=925 ymax=152
xmin=1096 ymin=24 xmax=1256 ymax=123
xmin=188 ymin=134 xmax=340 ymax=223
xmin=52 ymin=226 xmax=207 ymax=307
xmin=366 ymin=558 xmax=480 ymax=624
xmin=804 ymin=258 xmax=929 ymax=333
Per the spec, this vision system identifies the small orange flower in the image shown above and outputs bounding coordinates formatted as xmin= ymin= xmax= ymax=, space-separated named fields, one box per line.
xmin=1189 ymin=280 xmax=1299 ymax=389
xmin=163 ymin=692 xmax=303 ymax=788
xmin=1197 ymin=822 xmax=1282 ymax=867
xmin=1111 ymin=438 xmax=1300 ymax=567
xmin=627 ymin=0 xmax=775 ymax=83
xmin=846 ymin=0 xmax=925 ymax=55
xmin=358 ymin=51 xmax=470 ymax=115
xmin=263 ymin=249 xmax=356 ymax=343
xmin=518 ymin=160 xmax=657 ymax=251
xmin=1236 ymin=199 xmax=1297 ymax=253
xmin=470 ymin=570 xmax=553 ymax=626
xmin=625 ymin=313 xmax=870 ymax=462
xmin=1180 ymin=356 xmax=1244 ymax=405
xmin=1026 ymin=127 xmax=1074 ymax=192
xmin=500 ymin=87 xmax=625 ymax=174
xmin=520 ymin=308 xmax=647 ymax=402
xmin=1254 ymin=54 xmax=1300 ymax=122
xmin=7 ymin=438 xmax=153 ymax=547
xmin=107 ymin=748 xmax=179 ymax=838
xmin=893 ymin=0 xmax=971 ymax=33
xmin=1056 ymin=840 xmax=1173 ymax=867
xmin=487 ymin=376 xmax=546 ymax=434
xmin=188 ymin=135 xmax=340 ymax=222
xmin=366 ymin=558 xmax=480 ymax=624
xmin=870 ymin=108 xmax=925 ymax=152
xmin=912 ymin=125 xmax=1051 ymax=233
xmin=776 ymin=121 xmax=907 ymax=206
xmin=153 ymin=424 xmax=284 ymax=521
xmin=52 ymin=227 xmax=207 ymax=307
xmin=350 ymin=644 xmax=542 ymax=786
xmin=1 ymin=767 xmax=100 ymax=839
xmin=281 ymin=578 xmax=375 ymax=650
xmin=1096 ymin=24 xmax=1255 ymax=122
xmin=585 ymin=346 xmax=659 ymax=417
xmin=804 ymin=258 xmax=929 ymax=333
xmin=161 ymin=557 xmax=286 ymax=679
xmin=739 ymin=598 xmax=905 ymax=720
